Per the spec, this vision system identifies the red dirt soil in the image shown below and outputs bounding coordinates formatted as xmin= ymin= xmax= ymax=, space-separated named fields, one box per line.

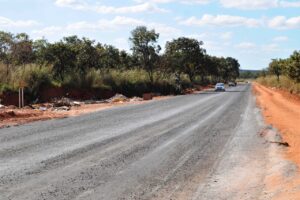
xmin=0 ymin=85 xmax=214 ymax=128
xmin=0 ymin=96 xmax=171 ymax=129
xmin=253 ymin=83 xmax=300 ymax=199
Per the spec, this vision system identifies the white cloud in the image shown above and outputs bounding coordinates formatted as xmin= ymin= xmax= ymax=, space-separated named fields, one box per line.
xmin=55 ymin=0 xmax=84 ymax=8
xmin=219 ymin=0 xmax=300 ymax=9
xmin=33 ymin=16 xmax=180 ymax=40
xmin=203 ymin=40 xmax=223 ymax=51
xmin=187 ymin=32 xmax=232 ymax=42
xmin=148 ymin=23 xmax=182 ymax=37
xmin=54 ymin=0 xmax=168 ymax=14
xmin=273 ymin=36 xmax=288 ymax=42
xmin=262 ymin=43 xmax=280 ymax=52
xmin=280 ymin=1 xmax=300 ymax=7
xmin=181 ymin=0 xmax=211 ymax=4
xmin=64 ymin=17 xmax=145 ymax=31
xmin=234 ymin=42 xmax=281 ymax=53
xmin=32 ymin=26 xmax=63 ymax=36
xmin=220 ymin=0 xmax=278 ymax=9
xmin=32 ymin=16 xmax=145 ymax=37
xmin=180 ymin=14 xmax=261 ymax=27
xmin=235 ymin=42 xmax=257 ymax=49
xmin=134 ymin=0 xmax=211 ymax=4
xmin=186 ymin=33 xmax=210 ymax=40
xmin=180 ymin=14 xmax=300 ymax=29
xmin=0 ymin=16 xmax=38 ymax=28
xmin=220 ymin=32 xmax=233 ymax=40
xmin=268 ymin=16 xmax=300 ymax=29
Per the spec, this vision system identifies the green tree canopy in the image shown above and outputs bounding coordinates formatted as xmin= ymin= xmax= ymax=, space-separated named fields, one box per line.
xmin=268 ymin=59 xmax=283 ymax=81
xmin=287 ymin=51 xmax=300 ymax=83
xmin=130 ymin=26 xmax=161 ymax=84
xmin=165 ymin=37 xmax=206 ymax=82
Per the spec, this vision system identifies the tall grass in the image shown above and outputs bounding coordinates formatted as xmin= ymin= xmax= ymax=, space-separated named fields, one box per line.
xmin=0 ymin=64 xmax=188 ymax=100
xmin=256 ymin=75 xmax=300 ymax=94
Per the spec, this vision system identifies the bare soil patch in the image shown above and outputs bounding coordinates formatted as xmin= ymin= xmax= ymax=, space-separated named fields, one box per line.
xmin=0 ymin=85 xmax=214 ymax=129
xmin=253 ymin=83 xmax=300 ymax=199
xmin=0 ymin=95 xmax=172 ymax=129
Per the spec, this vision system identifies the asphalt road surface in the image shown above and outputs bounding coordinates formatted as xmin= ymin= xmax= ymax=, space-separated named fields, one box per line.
xmin=0 ymin=84 xmax=270 ymax=200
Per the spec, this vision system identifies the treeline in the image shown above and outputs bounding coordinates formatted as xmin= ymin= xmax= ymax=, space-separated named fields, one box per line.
xmin=266 ymin=51 xmax=300 ymax=83
xmin=257 ymin=51 xmax=300 ymax=94
xmin=0 ymin=26 xmax=240 ymax=100
xmin=239 ymin=70 xmax=261 ymax=79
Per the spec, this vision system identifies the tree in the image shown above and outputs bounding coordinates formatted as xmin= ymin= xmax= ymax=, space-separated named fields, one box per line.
xmin=102 ymin=45 xmax=121 ymax=69
xmin=287 ymin=51 xmax=300 ymax=83
xmin=205 ymin=55 xmax=220 ymax=82
xmin=225 ymin=57 xmax=240 ymax=81
xmin=0 ymin=31 xmax=13 ymax=77
xmin=44 ymin=36 xmax=100 ymax=80
xmin=76 ymin=38 xmax=99 ymax=74
xmin=260 ymin=69 xmax=267 ymax=78
xmin=119 ymin=50 xmax=134 ymax=70
xmin=130 ymin=26 xmax=161 ymax=84
xmin=33 ymin=38 xmax=50 ymax=67
xmin=11 ymin=33 xmax=34 ymax=68
xmin=216 ymin=57 xmax=228 ymax=82
xmin=268 ymin=59 xmax=283 ymax=81
xmin=165 ymin=37 xmax=206 ymax=83
xmin=46 ymin=42 xmax=76 ymax=81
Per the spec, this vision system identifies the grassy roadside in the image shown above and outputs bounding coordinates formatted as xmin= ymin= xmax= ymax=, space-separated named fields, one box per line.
xmin=256 ymin=75 xmax=300 ymax=95
xmin=0 ymin=64 xmax=197 ymax=105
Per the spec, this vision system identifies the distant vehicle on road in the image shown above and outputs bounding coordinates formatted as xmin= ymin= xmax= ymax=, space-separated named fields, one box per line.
xmin=215 ymin=83 xmax=225 ymax=91
xmin=228 ymin=82 xmax=237 ymax=87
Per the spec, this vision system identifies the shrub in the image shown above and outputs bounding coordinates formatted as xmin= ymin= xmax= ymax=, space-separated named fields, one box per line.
xmin=0 ymin=83 xmax=15 ymax=94
xmin=23 ymin=66 xmax=53 ymax=99
xmin=257 ymin=75 xmax=300 ymax=94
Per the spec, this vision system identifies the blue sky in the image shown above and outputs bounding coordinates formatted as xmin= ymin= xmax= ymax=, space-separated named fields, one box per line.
xmin=1 ymin=0 xmax=300 ymax=69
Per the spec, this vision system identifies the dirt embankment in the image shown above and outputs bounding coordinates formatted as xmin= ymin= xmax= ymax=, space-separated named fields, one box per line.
xmin=253 ymin=83 xmax=300 ymax=199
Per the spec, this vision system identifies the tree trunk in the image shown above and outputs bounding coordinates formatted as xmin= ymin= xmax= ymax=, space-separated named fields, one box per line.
xmin=148 ymin=70 xmax=154 ymax=92
xmin=201 ymin=75 xmax=205 ymax=84
xmin=189 ymin=75 xmax=194 ymax=84
xmin=6 ymin=63 xmax=9 ymax=77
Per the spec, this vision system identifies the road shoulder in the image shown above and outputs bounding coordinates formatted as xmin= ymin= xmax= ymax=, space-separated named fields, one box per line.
xmin=253 ymin=83 xmax=300 ymax=199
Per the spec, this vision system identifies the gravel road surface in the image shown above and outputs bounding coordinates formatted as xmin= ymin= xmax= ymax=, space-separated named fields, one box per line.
xmin=0 ymin=84 xmax=270 ymax=200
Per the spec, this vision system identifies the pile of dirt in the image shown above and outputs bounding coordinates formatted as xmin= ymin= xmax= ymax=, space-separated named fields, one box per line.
xmin=29 ymin=98 xmax=81 ymax=112
xmin=130 ymin=97 xmax=143 ymax=102
xmin=0 ymin=93 xmax=172 ymax=129
xmin=0 ymin=109 xmax=43 ymax=121
xmin=53 ymin=97 xmax=72 ymax=107
xmin=0 ymin=110 xmax=16 ymax=119
xmin=107 ymin=94 xmax=129 ymax=103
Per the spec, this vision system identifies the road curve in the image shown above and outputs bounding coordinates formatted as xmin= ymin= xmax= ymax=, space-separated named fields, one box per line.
xmin=0 ymin=84 xmax=269 ymax=200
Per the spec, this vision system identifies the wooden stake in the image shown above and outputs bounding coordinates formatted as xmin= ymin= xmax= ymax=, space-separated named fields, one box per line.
xmin=19 ymin=88 xmax=21 ymax=108
xmin=21 ymin=88 xmax=24 ymax=107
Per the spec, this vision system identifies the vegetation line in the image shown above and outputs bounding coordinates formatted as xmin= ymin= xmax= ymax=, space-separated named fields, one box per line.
xmin=256 ymin=51 xmax=300 ymax=95
xmin=0 ymin=26 xmax=240 ymax=103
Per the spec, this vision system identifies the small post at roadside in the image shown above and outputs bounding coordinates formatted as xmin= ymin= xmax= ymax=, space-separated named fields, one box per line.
xmin=19 ymin=88 xmax=21 ymax=108
xmin=21 ymin=87 xmax=24 ymax=107
xmin=19 ymin=81 xmax=26 ymax=108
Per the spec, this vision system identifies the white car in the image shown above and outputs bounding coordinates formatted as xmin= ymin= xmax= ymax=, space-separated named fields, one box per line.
xmin=215 ymin=83 xmax=225 ymax=91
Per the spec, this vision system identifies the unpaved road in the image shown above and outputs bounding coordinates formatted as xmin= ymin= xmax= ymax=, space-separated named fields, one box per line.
xmin=0 ymin=84 xmax=276 ymax=200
